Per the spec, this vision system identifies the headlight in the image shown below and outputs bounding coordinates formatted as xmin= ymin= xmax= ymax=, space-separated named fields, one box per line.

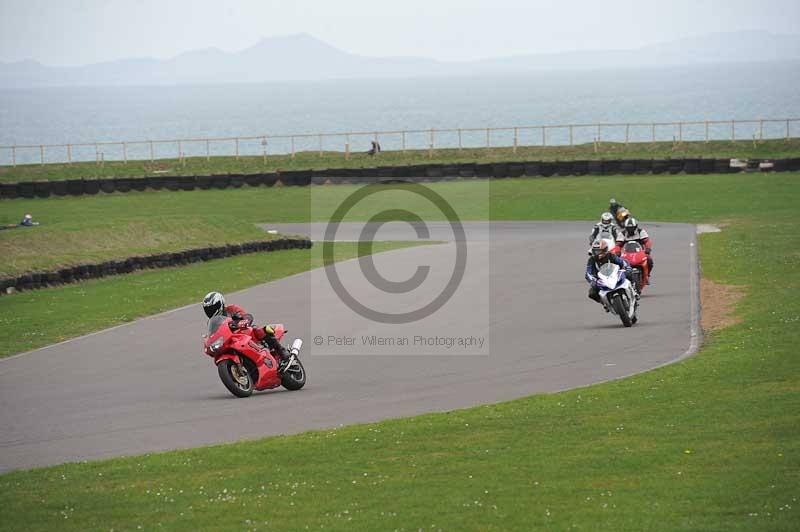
xmin=208 ymin=337 xmax=224 ymax=353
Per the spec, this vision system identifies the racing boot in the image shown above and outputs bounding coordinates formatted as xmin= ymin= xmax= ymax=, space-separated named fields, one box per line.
xmin=262 ymin=333 xmax=293 ymax=372
xmin=275 ymin=343 xmax=294 ymax=374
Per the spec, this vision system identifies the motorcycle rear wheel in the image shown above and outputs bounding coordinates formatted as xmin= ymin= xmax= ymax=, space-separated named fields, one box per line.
xmin=612 ymin=295 xmax=633 ymax=327
xmin=281 ymin=357 xmax=306 ymax=391
xmin=218 ymin=359 xmax=254 ymax=397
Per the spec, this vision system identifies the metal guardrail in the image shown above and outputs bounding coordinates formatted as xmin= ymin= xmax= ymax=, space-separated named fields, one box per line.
xmin=1 ymin=117 xmax=798 ymax=166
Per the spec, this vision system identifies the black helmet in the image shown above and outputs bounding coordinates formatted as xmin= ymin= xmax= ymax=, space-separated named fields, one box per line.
xmin=202 ymin=291 xmax=225 ymax=318
xmin=624 ymin=217 xmax=638 ymax=236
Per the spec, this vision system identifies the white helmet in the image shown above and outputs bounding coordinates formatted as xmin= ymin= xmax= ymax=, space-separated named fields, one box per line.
xmin=600 ymin=212 xmax=613 ymax=225
xmin=202 ymin=291 xmax=225 ymax=318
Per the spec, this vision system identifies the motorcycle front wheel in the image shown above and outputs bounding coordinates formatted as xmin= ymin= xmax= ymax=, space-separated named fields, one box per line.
xmin=218 ymin=359 xmax=254 ymax=397
xmin=612 ymin=295 xmax=633 ymax=327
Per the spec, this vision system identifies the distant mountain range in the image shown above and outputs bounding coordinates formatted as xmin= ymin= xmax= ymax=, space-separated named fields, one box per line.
xmin=2 ymin=30 xmax=799 ymax=88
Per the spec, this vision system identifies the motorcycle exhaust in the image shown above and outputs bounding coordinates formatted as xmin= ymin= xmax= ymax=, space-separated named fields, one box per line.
xmin=290 ymin=338 xmax=303 ymax=356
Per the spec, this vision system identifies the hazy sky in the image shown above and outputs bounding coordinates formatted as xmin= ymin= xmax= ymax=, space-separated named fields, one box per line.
xmin=1 ymin=0 xmax=799 ymax=65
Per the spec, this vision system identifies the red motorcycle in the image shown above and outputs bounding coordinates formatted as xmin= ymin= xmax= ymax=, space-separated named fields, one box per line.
xmin=203 ymin=315 xmax=305 ymax=398
xmin=621 ymin=241 xmax=650 ymax=293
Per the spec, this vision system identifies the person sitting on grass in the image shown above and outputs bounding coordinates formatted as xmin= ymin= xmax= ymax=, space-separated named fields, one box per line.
xmin=19 ymin=214 xmax=39 ymax=227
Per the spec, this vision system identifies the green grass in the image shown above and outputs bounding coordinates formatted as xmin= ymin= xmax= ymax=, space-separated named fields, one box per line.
xmin=1 ymin=137 xmax=798 ymax=183
xmin=0 ymin=241 xmax=423 ymax=358
xmin=0 ymin=187 xmax=315 ymax=277
xmin=2 ymin=173 xmax=796 ymax=277
xmin=0 ymin=174 xmax=798 ymax=530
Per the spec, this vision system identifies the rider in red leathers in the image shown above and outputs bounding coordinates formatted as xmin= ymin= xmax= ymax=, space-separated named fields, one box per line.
xmin=202 ymin=291 xmax=291 ymax=364
xmin=618 ymin=217 xmax=654 ymax=279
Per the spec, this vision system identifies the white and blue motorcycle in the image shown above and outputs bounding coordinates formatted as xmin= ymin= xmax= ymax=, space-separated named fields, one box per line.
xmin=596 ymin=262 xmax=639 ymax=327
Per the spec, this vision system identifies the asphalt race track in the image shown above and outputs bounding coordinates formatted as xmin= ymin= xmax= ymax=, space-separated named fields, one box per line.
xmin=0 ymin=222 xmax=699 ymax=472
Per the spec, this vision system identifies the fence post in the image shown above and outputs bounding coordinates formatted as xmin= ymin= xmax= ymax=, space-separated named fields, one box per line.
xmin=625 ymin=124 xmax=629 ymax=145
xmin=11 ymin=146 xmax=15 ymax=167
xmin=345 ymin=140 xmax=350 ymax=161
xmin=206 ymin=139 xmax=210 ymax=161
xmin=291 ymin=136 xmax=295 ymax=159
xmin=596 ymin=124 xmax=601 ymax=142
xmin=178 ymin=140 xmax=182 ymax=161
xmin=67 ymin=144 xmax=72 ymax=165
xmin=429 ymin=128 xmax=434 ymax=159
xmin=705 ymin=121 xmax=709 ymax=143
xmin=122 ymin=142 xmax=127 ymax=164
xmin=486 ymin=128 xmax=490 ymax=148
xmin=541 ymin=127 xmax=546 ymax=147
xmin=262 ymin=137 xmax=267 ymax=164
xmin=787 ymin=119 xmax=791 ymax=141
xmin=95 ymin=143 xmax=100 ymax=165
xmin=569 ymin=125 xmax=573 ymax=146
xmin=513 ymin=127 xmax=518 ymax=153
xmin=149 ymin=141 xmax=154 ymax=162
xmin=651 ymin=123 xmax=656 ymax=143
xmin=235 ymin=138 xmax=240 ymax=160
xmin=678 ymin=122 xmax=683 ymax=143
xmin=40 ymin=145 xmax=44 ymax=166
xmin=731 ymin=120 xmax=735 ymax=141
xmin=401 ymin=131 xmax=406 ymax=153
xmin=759 ymin=120 xmax=764 ymax=141
xmin=319 ymin=134 xmax=323 ymax=157
xmin=458 ymin=128 xmax=462 ymax=151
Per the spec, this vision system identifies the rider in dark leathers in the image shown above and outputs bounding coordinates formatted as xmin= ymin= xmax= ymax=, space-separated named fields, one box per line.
xmin=585 ymin=240 xmax=632 ymax=307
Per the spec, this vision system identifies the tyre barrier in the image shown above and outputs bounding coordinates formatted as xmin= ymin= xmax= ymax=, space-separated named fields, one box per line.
xmin=99 ymin=179 xmax=116 ymax=194
xmin=0 ymin=237 xmax=313 ymax=296
xmin=619 ymin=160 xmax=636 ymax=174
xmin=2 ymin=158 xmax=797 ymax=200
xmin=131 ymin=178 xmax=147 ymax=192
xmin=508 ymin=163 xmax=525 ymax=178
xmin=651 ymin=160 xmax=670 ymax=175
xmin=588 ymin=160 xmax=603 ymax=175
xmin=571 ymin=160 xmax=589 ymax=176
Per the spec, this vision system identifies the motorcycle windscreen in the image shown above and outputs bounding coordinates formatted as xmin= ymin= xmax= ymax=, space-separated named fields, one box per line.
xmin=207 ymin=315 xmax=227 ymax=335
xmin=623 ymin=241 xmax=642 ymax=253
xmin=598 ymin=262 xmax=619 ymax=278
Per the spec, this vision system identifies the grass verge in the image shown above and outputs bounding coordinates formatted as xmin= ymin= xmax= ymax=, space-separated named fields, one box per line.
xmin=2 ymin=173 xmax=796 ymax=277
xmin=0 ymin=241 xmax=422 ymax=358
xmin=0 ymin=175 xmax=798 ymax=530
xmin=1 ymin=138 xmax=799 ymax=183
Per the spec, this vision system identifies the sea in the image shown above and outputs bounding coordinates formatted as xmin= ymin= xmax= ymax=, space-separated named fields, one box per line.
xmin=1 ymin=61 xmax=799 ymax=165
